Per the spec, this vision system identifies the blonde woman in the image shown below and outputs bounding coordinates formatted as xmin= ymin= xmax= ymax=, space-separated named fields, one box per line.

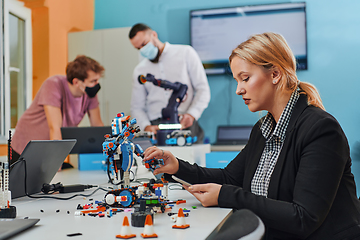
xmin=144 ymin=32 xmax=360 ymax=239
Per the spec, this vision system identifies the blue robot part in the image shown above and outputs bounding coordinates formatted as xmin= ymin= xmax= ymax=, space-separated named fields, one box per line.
xmin=144 ymin=159 xmax=164 ymax=173
xmin=102 ymin=113 xmax=141 ymax=187
xmin=164 ymin=130 xmax=197 ymax=146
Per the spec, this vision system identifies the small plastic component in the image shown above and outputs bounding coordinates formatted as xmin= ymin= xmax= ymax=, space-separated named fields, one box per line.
xmin=176 ymin=200 xmax=186 ymax=205
xmin=74 ymin=211 xmax=82 ymax=216
xmin=81 ymin=206 xmax=106 ymax=214
xmin=67 ymin=233 xmax=83 ymax=237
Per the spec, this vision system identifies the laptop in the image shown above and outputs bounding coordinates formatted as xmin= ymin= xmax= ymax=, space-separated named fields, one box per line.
xmin=213 ymin=125 xmax=253 ymax=145
xmin=0 ymin=218 xmax=40 ymax=240
xmin=9 ymin=139 xmax=77 ymax=199
xmin=61 ymin=126 xmax=111 ymax=154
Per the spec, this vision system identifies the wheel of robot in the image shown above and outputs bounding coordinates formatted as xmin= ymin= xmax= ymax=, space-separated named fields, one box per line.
xmin=176 ymin=136 xmax=186 ymax=146
xmin=104 ymin=188 xmax=136 ymax=208
xmin=160 ymin=204 xmax=166 ymax=213
xmin=118 ymin=189 xmax=136 ymax=207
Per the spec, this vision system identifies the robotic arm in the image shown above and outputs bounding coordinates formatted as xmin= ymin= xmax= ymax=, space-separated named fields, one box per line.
xmin=138 ymin=74 xmax=188 ymax=124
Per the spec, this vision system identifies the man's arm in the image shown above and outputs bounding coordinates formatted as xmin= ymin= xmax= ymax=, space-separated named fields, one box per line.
xmin=180 ymin=113 xmax=195 ymax=129
xmin=44 ymin=105 xmax=63 ymax=140
xmin=88 ymin=106 xmax=104 ymax=126
xmin=185 ymin=46 xmax=211 ymax=120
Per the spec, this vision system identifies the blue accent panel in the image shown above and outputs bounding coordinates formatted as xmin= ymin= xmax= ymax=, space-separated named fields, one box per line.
xmin=78 ymin=153 xmax=107 ymax=171
xmin=206 ymin=151 xmax=239 ymax=168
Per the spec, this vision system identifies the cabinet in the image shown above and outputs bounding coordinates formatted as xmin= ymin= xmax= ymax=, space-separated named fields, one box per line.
xmin=68 ymin=27 xmax=139 ymax=125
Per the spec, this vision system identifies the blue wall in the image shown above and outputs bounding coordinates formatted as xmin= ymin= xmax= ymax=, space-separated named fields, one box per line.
xmin=94 ymin=0 xmax=360 ymax=187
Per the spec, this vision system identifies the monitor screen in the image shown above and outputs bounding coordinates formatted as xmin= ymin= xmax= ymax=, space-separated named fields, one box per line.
xmin=190 ymin=2 xmax=307 ymax=75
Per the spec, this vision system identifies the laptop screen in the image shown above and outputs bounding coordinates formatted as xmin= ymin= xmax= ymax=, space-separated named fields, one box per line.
xmin=9 ymin=140 xmax=76 ymax=198
xmin=216 ymin=126 xmax=252 ymax=144
xmin=61 ymin=126 xmax=111 ymax=154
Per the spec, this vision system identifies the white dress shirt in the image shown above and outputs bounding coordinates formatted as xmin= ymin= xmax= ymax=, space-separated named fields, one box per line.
xmin=131 ymin=42 xmax=211 ymax=130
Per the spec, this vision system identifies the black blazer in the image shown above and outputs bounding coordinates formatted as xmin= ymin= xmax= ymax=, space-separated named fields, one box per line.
xmin=169 ymin=94 xmax=360 ymax=240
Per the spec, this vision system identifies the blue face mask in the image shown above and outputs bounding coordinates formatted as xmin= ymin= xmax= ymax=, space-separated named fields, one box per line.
xmin=140 ymin=41 xmax=159 ymax=60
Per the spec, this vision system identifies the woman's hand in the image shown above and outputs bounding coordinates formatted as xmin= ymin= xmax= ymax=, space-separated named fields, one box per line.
xmin=184 ymin=183 xmax=221 ymax=207
xmin=143 ymin=146 xmax=179 ymax=175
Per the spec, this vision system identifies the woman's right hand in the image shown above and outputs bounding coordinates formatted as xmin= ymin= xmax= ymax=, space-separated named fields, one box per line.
xmin=143 ymin=146 xmax=179 ymax=175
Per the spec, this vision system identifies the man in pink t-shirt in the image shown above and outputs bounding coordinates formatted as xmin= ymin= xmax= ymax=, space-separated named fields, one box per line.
xmin=12 ymin=55 xmax=105 ymax=164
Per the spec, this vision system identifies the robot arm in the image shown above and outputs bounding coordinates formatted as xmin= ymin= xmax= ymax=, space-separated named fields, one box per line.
xmin=134 ymin=143 xmax=164 ymax=174
xmin=138 ymin=74 xmax=188 ymax=124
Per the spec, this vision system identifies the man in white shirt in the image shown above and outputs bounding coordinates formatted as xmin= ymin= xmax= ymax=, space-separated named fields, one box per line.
xmin=128 ymin=23 xmax=210 ymax=142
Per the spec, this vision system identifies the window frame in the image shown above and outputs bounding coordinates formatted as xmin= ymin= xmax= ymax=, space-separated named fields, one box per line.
xmin=1 ymin=0 xmax=32 ymax=142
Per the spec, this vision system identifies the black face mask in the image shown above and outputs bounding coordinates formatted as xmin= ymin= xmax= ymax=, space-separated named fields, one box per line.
xmin=85 ymin=83 xmax=101 ymax=98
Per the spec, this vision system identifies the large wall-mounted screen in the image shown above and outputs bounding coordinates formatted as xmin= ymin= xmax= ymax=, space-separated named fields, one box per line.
xmin=190 ymin=2 xmax=307 ymax=74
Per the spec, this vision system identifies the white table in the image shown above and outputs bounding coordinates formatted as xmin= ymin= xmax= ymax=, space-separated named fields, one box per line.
xmin=159 ymin=144 xmax=211 ymax=167
xmin=10 ymin=166 xmax=231 ymax=240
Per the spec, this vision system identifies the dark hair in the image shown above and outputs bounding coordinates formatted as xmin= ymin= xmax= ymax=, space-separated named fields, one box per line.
xmin=66 ymin=55 xmax=105 ymax=84
xmin=129 ymin=23 xmax=151 ymax=39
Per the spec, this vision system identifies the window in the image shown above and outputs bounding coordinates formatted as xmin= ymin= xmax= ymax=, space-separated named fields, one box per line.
xmin=0 ymin=0 xmax=32 ymax=142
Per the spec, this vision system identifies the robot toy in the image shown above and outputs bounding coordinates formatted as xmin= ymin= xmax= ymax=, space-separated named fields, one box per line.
xmin=102 ymin=113 xmax=166 ymax=208
xmin=102 ymin=112 xmax=142 ymax=188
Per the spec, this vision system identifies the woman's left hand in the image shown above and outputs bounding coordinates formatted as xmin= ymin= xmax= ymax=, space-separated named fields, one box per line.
xmin=183 ymin=183 xmax=222 ymax=207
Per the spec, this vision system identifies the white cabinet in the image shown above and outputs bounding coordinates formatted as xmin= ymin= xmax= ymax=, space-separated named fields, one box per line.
xmin=68 ymin=27 xmax=139 ymax=126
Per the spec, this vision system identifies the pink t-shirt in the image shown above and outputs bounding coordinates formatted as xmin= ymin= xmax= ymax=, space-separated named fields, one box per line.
xmin=12 ymin=75 xmax=99 ymax=153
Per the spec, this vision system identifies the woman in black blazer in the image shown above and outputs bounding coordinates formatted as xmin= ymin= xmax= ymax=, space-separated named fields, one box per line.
xmin=144 ymin=32 xmax=360 ymax=239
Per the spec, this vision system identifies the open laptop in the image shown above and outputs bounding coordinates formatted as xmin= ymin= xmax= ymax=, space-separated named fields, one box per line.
xmin=213 ymin=125 xmax=252 ymax=145
xmin=9 ymin=139 xmax=76 ymax=199
xmin=61 ymin=126 xmax=111 ymax=154
xmin=0 ymin=218 xmax=40 ymax=240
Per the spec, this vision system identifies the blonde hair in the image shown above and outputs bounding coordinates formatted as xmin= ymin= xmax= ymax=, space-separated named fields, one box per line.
xmin=229 ymin=32 xmax=325 ymax=110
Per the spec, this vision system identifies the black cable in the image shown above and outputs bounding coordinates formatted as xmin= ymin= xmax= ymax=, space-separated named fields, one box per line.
xmin=106 ymin=155 xmax=138 ymax=186
xmin=20 ymin=158 xmax=109 ymax=200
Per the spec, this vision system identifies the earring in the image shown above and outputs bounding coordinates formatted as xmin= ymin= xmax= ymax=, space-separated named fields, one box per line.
xmin=273 ymin=80 xmax=276 ymax=84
